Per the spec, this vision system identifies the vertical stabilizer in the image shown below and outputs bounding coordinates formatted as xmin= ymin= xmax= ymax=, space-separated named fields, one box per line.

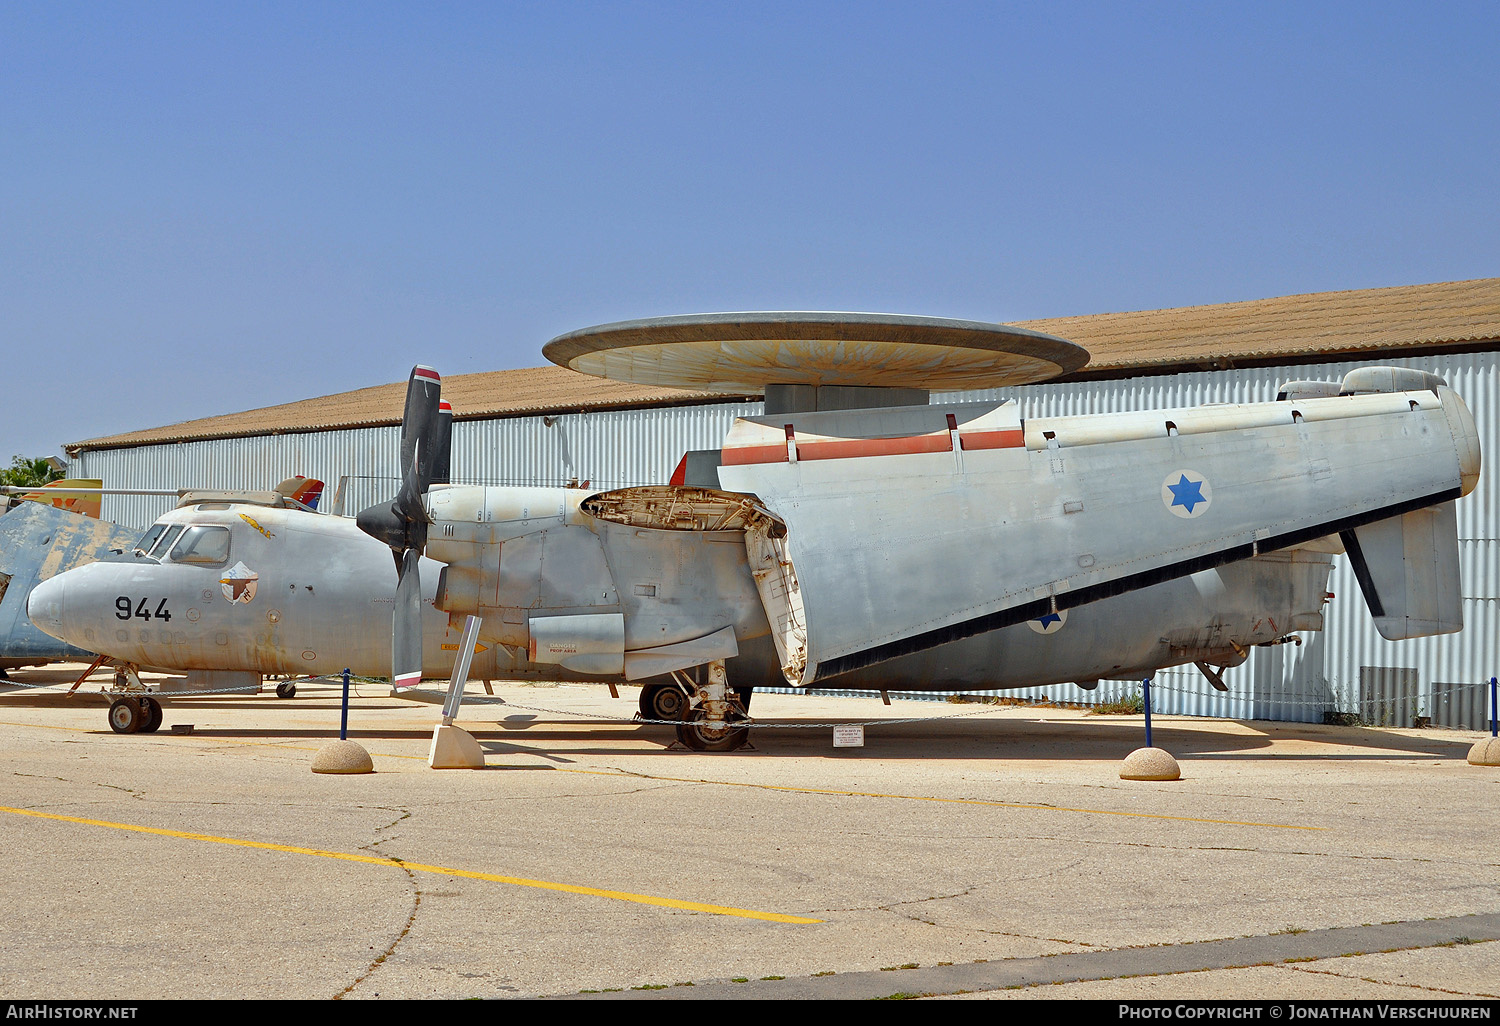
xmin=1341 ymin=501 xmax=1463 ymax=640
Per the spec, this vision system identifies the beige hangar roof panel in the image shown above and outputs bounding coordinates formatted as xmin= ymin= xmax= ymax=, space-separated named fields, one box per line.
xmin=67 ymin=278 xmax=1500 ymax=453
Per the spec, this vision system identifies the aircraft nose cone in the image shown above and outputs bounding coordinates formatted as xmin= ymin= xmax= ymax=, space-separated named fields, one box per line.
xmin=27 ymin=575 xmax=68 ymax=641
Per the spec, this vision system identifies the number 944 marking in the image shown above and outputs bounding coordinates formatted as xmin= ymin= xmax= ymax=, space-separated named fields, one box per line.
xmin=116 ymin=597 xmax=172 ymax=622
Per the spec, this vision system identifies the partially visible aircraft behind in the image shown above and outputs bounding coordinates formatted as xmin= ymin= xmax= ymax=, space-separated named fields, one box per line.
xmin=0 ymin=496 xmax=136 ymax=672
xmin=3 ymin=478 xmax=105 ymax=519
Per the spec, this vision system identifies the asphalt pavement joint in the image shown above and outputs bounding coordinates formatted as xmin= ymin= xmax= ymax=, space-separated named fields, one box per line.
xmin=563 ymin=914 xmax=1500 ymax=999
xmin=1276 ymin=959 xmax=1487 ymax=1000
xmin=95 ymin=780 xmax=147 ymax=801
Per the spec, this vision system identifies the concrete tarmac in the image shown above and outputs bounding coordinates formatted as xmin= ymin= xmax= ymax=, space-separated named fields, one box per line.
xmin=1 ymin=665 xmax=1497 ymax=1002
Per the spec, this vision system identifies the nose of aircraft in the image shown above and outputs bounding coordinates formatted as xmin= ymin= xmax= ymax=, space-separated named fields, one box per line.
xmin=27 ymin=574 xmax=69 ymax=642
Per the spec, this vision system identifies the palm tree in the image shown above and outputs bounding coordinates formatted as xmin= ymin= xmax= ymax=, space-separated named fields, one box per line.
xmin=1 ymin=455 xmax=65 ymax=488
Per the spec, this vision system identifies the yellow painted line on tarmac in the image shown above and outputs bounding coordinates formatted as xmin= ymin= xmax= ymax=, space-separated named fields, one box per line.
xmin=0 ymin=718 xmax=93 ymax=733
xmin=0 ymin=805 xmax=822 ymax=924
xmin=558 ymin=769 xmax=1327 ymax=831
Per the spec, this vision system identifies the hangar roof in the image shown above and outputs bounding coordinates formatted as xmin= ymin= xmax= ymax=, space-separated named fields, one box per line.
xmin=1041 ymin=276 xmax=1500 ymax=378
xmin=68 ymin=277 xmax=1500 ymax=453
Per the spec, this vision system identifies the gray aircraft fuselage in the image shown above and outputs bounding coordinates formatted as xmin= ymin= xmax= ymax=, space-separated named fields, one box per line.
xmin=27 ymin=505 xmax=507 ymax=682
xmin=27 ymin=487 xmax=1334 ymax=694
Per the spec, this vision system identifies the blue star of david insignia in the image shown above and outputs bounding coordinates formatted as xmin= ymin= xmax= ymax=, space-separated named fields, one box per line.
xmin=1036 ymin=612 xmax=1062 ymax=629
xmin=1167 ymin=473 xmax=1207 ymax=513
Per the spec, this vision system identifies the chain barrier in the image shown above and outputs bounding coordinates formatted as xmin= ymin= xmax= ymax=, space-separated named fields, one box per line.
xmin=6 ymin=671 xmax=1494 ymax=731
xmin=485 ymin=694 xmax=1013 ymax=731
xmin=0 ymin=672 xmax=392 ymax=701
xmin=1086 ymin=675 xmax=1499 ymax=723
xmin=0 ymin=674 xmax=1023 ymax=731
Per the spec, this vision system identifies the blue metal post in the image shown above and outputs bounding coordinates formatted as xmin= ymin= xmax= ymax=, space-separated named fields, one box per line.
xmin=1490 ymin=676 xmax=1497 ymax=738
xmin=340 ymin=668 xmax=351 ymax=741
xmin=1142 ymin=677 xmax=1153 ymax=749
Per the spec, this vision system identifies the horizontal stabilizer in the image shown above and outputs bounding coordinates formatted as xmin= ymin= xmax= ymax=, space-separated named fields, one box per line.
xmin=10 ymin=479 xmax=104 ymax=519
xmin=1341 ymin=502 xmax=1463 ymax=640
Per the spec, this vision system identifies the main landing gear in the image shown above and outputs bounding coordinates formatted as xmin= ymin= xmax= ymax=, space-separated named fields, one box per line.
xmin=639 ymin=680 xmax=690 ymax=722
xmin=639 ymin=661 xmax=753 ymax=752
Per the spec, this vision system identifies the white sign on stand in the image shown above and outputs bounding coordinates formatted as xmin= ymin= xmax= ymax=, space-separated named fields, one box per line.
xmin=833 ymin=725 xmax=865 ymax=748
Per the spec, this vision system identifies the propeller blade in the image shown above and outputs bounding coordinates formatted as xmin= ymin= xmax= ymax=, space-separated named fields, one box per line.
xmin=358 ymin=366 xmax=442 ymax=544
xmin=394 ymin=445 xmax=428 ymax=554
xmin=393 ymin=549 xmax=429 ymax=684
xmin=393 ymin=547 xmax=423 ymax=689
xmin=403 ymin=365 xmax=443 ymax=496
xmin=356 ymin=365 xmax=443 ymax=689
xmin=431 ymin=401 xmax=453 ymax=486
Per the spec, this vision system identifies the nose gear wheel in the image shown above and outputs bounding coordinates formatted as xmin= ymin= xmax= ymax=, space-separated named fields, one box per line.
xmin=108 ymin=696 xmax=161 ymax=734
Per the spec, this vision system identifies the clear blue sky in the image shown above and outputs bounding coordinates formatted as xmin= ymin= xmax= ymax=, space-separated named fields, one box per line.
xmin=3 ymin=1 xmax=1496 ymax=463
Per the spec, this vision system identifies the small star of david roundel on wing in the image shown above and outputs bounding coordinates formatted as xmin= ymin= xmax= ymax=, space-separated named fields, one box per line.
xmin=1161 ymin=470 xmax=1212 ymax=519
xmin=1028 ymin=609 xmax=1067 ymax=634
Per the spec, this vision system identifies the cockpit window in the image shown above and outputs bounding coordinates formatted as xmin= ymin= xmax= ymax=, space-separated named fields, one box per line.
xmin=167 ymin=525 xmax=231 ymax=565
xmin=148 ymin=525 xmax=185 ymax=558
xmin=133 ymin=524 xmax=168 ymax=555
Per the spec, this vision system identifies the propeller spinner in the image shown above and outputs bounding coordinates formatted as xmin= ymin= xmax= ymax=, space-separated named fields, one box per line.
xmin=356 ymin=365 xmax=444 ymax=688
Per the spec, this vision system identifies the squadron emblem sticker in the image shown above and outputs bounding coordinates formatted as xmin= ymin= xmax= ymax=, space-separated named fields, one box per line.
xmin=220 ymin=561 xmax=259 ymax=604
xmin=1162 ymin=470 xmax=1212 ymax=519
xmin=238 ymin=513 xmax=275 ymax=539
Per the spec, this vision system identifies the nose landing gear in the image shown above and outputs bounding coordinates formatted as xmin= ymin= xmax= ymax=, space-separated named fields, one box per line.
xmin=104 ymin=665 xmax=163 ymax=734
xmin=107 ymin=695 xmax=163 ymax=734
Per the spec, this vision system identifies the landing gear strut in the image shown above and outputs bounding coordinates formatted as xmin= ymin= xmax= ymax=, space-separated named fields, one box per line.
xmin=672 ymin=660 xmax=752 ymax=752
xmin=640 ymin=679 xmax=753 ymax=723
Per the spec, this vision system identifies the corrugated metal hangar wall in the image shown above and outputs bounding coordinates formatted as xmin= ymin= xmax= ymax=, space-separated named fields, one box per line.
xmin=72 ymin=350 xmax=1498 ymax=727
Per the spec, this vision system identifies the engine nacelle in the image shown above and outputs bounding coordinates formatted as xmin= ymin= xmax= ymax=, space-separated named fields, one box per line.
xmin=423 ymin=485 xmax=593 ymax=563
xmin=425 ymin=485 xmax=623 ymax=651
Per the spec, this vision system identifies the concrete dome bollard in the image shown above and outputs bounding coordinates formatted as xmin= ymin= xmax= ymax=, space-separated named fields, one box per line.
xmin=1120 ymin=746 xmax=1181 ymax=781
xmin=312 ymin=739 xmax=374 ymax=774
xmin=1467 ymin=737 xmax=1500 ymax=766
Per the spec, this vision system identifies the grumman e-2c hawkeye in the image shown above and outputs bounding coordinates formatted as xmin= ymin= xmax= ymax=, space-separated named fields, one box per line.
xmin=28 ymin=314 xmax=1481 ymax=749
